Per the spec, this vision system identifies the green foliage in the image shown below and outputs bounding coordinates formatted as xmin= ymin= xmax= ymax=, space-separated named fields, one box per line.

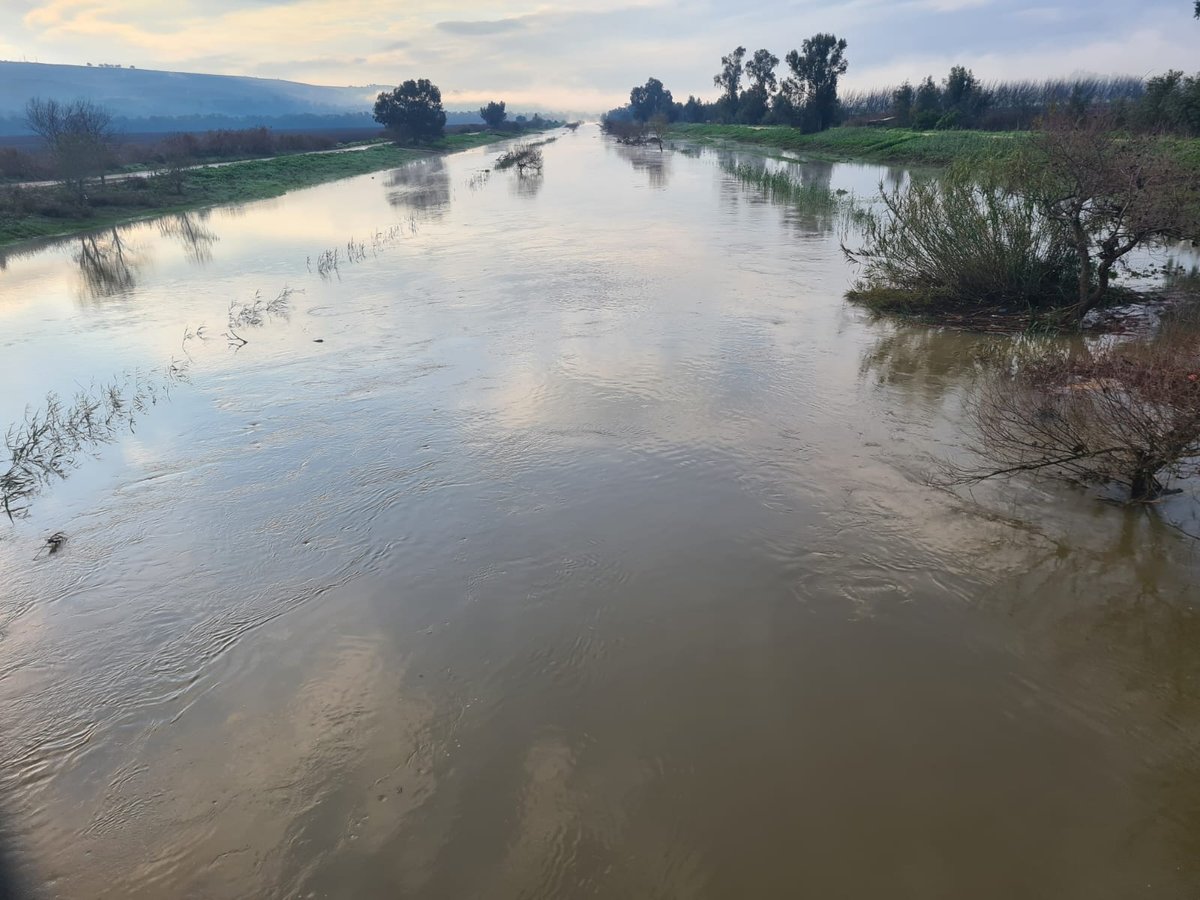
xmin=1137 ymin=70 xmax=1200 ymax=135
xmin=737 ymin=48 xmax=779 ymax=123
xmin=630 ymin=77 xmax=676 ymax=122
xmin=845 ymin=165 xmax=1077 ymax=312
xmin=891 ymin=83 xmax=914 ymax=127
xmin=479 ymin=100 xmax=507 ymax=129
xmin=668 ymin=123 xmax=1033 ymax=166
xmin=713 ymin=46 xmax=747 ymax=113
xmin=745 ymin=49 xmax=780 ymax=94
xmin=912 ymin=76 xmax=942 ymax=128
xmin=681 ymin=96 xmax=706 ymax=123
xmin=722 ymin=160 xmax=854 ymax=214
xmin=943 ymin=66 xmax=989 ymax=123
xmin=781 ymin=33 xmax=849 ymax=132
xmin=372 ymin=79 xmax=446 ymax=144
xmin=845 ymin=118 xmax=1200 ymax=321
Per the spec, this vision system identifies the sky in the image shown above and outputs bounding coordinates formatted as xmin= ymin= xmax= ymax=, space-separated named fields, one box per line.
xmin=2 ymin=0 xmax=1198 ymax=112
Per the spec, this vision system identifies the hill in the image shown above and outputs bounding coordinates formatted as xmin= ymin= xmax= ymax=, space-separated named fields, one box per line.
xmin=0 ymin=62 xmax=491 ymax=134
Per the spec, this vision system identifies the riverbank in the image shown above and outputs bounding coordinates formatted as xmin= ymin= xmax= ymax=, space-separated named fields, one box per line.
xmin=668 ymin=124 xmax=1200 ymax=170
xmin=667 ymin=124 xmax=1025 ymax=165
xmin=0 ymin=130 xmax=518 ymax=248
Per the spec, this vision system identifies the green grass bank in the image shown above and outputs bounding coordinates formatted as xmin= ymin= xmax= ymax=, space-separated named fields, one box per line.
xmin=668 ymin=124 xmax=1200 ymax=170
xmin=0 ymin=130 xmax=518 ymax=248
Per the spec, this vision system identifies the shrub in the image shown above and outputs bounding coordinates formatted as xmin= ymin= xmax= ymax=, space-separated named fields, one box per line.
xmin=495 ymin=144 xmax=544 ymax=173
xmin=956 ymin=308 xmax=1200 ymax=501
xmin=844 ymin=166 xmax=1076 ymax=313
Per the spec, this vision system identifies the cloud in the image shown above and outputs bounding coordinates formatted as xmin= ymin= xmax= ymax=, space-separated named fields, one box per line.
xmin=435 ymin=18 xmax=524 ymax=36
xmin=919 ymin=0 xmax=991 ymax=10
xmin=6 ymin=0 xmax=1199 ymax=113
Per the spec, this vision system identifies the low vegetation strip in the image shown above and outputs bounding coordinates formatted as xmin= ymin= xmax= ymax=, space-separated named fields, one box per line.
xmin=669 ymin=123 xmax=1030 ymax=166
xmin=670 ymin=124 xmax=1200 ymax=171
xmin=0 ymin=130 xmax=514 ymax=248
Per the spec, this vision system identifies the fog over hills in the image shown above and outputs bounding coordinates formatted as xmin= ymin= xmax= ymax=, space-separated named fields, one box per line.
xmin=0 ymin=61 xmax=527 ymax=133
xmin=0 ymin=61 xmax=381 ymax=117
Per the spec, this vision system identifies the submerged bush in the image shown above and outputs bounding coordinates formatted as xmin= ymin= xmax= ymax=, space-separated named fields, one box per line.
xmin=845 ymin=118 xmax=1200 ymax=323
xmin=495 ymin=143 xmax=544 ymax=173
xmin=953 ymin=308 xmax=1200 ymax=501
xmin=845 ymin=167 xmax=1076 ymax=314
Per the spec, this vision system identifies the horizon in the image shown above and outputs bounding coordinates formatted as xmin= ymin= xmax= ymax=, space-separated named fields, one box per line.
xmin=2 ymin=0 xmax=1197 ymax=111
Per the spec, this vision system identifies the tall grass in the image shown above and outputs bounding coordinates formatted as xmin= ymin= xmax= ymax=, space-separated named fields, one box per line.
xmin=721 ymin=160 xmax=855 ymax=213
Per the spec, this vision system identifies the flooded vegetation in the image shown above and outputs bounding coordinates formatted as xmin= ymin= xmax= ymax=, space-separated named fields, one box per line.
xmin=2 ymin=127 xmax=1200 ymax=898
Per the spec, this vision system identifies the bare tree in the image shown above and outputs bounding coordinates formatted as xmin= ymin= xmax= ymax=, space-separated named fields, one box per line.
xmin=953 ymin=316 xmax=1200 ymax=501
xmin=25 ymin=97 xmax=116 ymax=201
xmin=1018 ymin=115 xmax=1200 ymax=322
xmin=647 ymin=113 xmax=669 ymax=149
xmin=157 ymin=133 xmax=195 ymax=196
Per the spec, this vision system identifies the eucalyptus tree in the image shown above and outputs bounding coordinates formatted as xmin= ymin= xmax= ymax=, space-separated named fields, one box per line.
xmin=781 ymin=34 xmax=848 ymax=132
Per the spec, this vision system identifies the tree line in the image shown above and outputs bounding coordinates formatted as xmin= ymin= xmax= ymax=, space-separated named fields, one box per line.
xmin=372 ymin=80 xmax=560 ymax=143
xmin=604 ymin=35 xmax=851 ymax=133
xmin=851 ymin=68 xmax=1200 ymax=135
xmin=605 ymin=14 xmax=1200 ymax=137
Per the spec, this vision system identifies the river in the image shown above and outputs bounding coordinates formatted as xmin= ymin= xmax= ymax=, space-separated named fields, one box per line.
xmin=1 ymin=125 xmax=1198 ymax=898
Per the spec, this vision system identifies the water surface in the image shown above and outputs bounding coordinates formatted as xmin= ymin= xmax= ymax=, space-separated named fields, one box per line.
xmin=1 ymin=126 xmax=1199 ymax=899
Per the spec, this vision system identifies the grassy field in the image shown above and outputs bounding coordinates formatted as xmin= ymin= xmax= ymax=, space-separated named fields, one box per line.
xmin=0 ymin=130 xmax=518 ymax=248
xmin=669 ymin=124 xmax=1200 ymax=170
xmin=667 ymin=124 xmax=1028 ymax=165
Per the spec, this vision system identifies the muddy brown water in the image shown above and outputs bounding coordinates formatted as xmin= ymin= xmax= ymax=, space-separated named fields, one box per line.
xmin=1 ymin=126 xmax=1199 ymax=899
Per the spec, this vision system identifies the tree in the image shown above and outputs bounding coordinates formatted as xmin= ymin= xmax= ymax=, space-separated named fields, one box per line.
xmin=713 ymin=46 xmax=746 ymax=120
xmin=1137 ymin=70 xmax=1200 ymax=135
xmin=745 ymin=48 xmax=779 ymax=94
xmin=740 ymin=49 xmax=779 ymax=124
xmin=1019 ymin=114 xmax=1200 ymax=321
xmin=629 ymin=77 xmax=675 ymax=122
xmin=912 ymin=76 xmax=942 ymax=129
xmin=682 ymin=95 xmax=706 ymax=123
xmin=480 ymin=100 xmax=507 ymax=129
xmin=373 ymin=79 xmax=446 ymax=144
xmin=646 ymin=113 xmax=672 ymax=145
xmin=942 ymin=65 xmax=988 ymax=127
xmin=781 ymin=33 xmax=848 ymax=132
xmin=158 ymin=133 xmax=195 ymax=195
xmin=25 ymin=97 xmax=115 ymax=201
xmin=891 ymin=82 xmax=915 ymax=126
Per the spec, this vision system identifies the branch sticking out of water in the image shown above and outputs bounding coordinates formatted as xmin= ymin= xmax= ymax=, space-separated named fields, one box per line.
xmin=224 ymin=287 xmax=296 ymax=347
xmin=1 ymin=367 xmax=188 ymax=521
xmin=495 ymin=144 xmax=544 ymax=173
xmin=4 ymin=283 xmax=300 ymax=523
xmin=313 ymin=223 xmax=410 ymax=279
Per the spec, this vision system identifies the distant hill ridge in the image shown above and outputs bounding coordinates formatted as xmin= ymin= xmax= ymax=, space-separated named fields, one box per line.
xmin=0 ymin=61 xmax=496 ymax=134
xmin=0 ymin=61 xmax=383 ymax=118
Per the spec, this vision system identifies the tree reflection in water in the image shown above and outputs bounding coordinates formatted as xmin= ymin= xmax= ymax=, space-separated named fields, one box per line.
xmin=157 ymin=212 xmax=219 ymax=265
xmin=612 ymin=142 xmax=671 ymax=190
xmin=75 ymin=228 xmax=138 ymax=300
xmin=385 ymin=157 xmax=451 ymax=220
xmin=510 ymin=170 xmax=544 ymax=199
